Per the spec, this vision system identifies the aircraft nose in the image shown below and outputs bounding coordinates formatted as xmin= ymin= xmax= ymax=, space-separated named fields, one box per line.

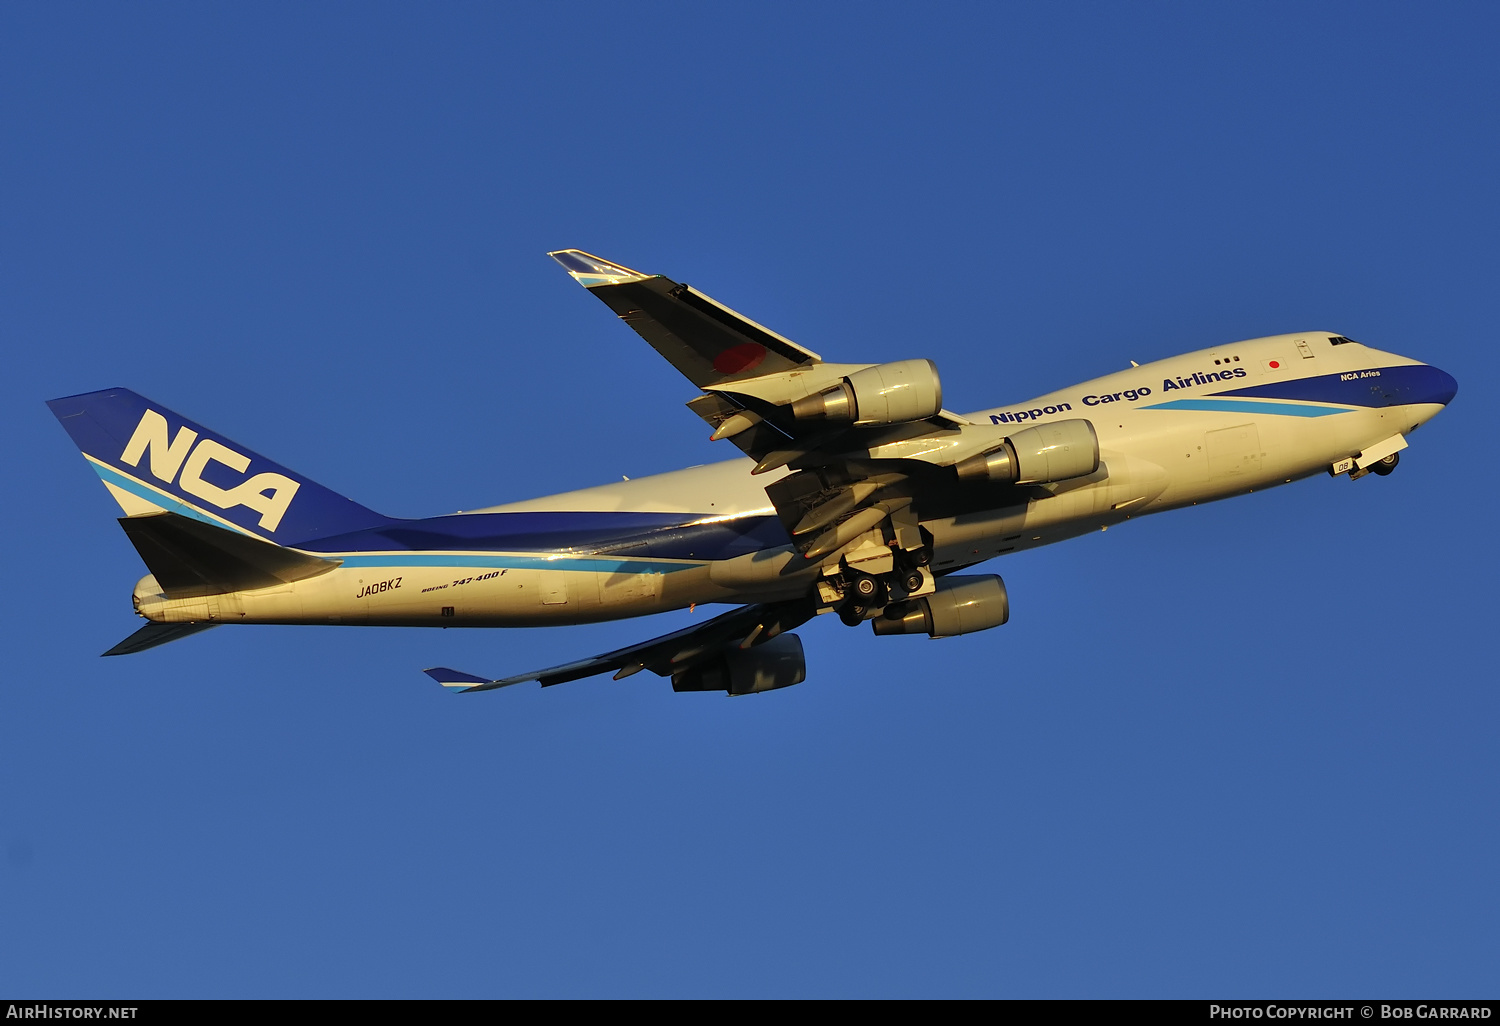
xmin=1428 ymin=365 xmax=1458 ymax=405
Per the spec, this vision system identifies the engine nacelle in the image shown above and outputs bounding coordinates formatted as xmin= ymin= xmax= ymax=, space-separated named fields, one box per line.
xmin=954 ymin=418 xmax=1099 ymax=485
xmin=871 ymin=575 xmax=1009 ymax=638
xmin=671 ymin=633 xmax=807 ymax=696
xmin=790 ymin=359 xmax=943 ymax=426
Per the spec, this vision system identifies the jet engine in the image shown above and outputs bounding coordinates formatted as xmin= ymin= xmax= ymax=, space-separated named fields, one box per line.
xmin=871 ymin=575 xmax=1010 ymax=638
xmin=671 ymin=633 xmax=807 ymax=695
xmin=791 ymin=359 xmax=943 ymax=426
xmin=954 ymin=419 xmax=1099 ymax=485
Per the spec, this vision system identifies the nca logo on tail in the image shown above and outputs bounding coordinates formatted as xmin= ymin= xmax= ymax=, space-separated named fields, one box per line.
xmin=121 ymin=409 xmax=300 ymax=531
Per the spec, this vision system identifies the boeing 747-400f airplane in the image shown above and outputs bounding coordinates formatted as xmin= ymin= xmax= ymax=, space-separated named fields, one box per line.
xmin=49 ymin=250 xmax=1457 ymax=695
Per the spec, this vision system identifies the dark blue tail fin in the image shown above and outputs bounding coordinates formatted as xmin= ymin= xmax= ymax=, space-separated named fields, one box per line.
xmin=48 ymin=388 xmax=398 ymax=545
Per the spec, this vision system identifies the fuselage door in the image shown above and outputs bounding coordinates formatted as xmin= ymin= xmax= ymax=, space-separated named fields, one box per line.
xmin=541 ymin=572 xmax=568 ymax=605
xmin=1206 ymin=424 xmax=1263 ymax=482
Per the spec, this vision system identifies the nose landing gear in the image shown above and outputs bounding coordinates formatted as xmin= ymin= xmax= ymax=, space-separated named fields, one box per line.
xmin=1348 ymin=451 xmax=1399 ymax=480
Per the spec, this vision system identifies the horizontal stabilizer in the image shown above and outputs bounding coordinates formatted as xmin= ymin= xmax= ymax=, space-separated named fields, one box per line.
xmin=423 ymin=667 xmax=497 ymax=690
xmin=119 ymin=511 xmax=341 ymax=598
xmin=103 ymin=621 xmax=219 ymax=656
xmin=424 ymin=598 xmax=816 ymax=693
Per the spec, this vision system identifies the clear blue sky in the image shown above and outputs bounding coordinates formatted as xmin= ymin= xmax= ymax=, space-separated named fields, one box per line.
xmin=3 ymin=1 xmax=1497 ymax=998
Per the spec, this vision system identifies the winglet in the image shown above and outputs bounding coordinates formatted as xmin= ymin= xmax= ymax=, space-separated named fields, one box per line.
xmin=423 ymin=666 xmax=498 ymax=692
xmin=547 ymin=249 xmax=650 ymax=287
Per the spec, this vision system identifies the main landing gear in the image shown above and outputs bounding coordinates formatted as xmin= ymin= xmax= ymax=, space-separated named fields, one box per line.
xmin=832 ymin=549 xmax=931 ymax=627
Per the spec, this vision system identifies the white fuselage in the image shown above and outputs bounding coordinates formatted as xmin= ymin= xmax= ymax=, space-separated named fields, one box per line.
xmin=132 ymin=333 xmax=1449 ymax=629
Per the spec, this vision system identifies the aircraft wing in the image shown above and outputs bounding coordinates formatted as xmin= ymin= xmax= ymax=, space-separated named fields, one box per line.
xmin=548 ymin=248 xmax=974 ymax=457
xmin=549 ymin=249 xmax=1018 ymax=568
xmin=424 ymin=598 xmax=816 ymax=693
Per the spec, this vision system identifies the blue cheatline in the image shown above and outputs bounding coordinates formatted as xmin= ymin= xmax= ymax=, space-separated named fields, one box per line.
xmin=335 ymin=553 xmax=704 ymax=574
xmin=1212 ymin=364 xmax=1457 ymax=408
xmin=79 ymin=449 xmax=782 ymax=565
xmin=82 ymin=466 xmax=715 ymax=572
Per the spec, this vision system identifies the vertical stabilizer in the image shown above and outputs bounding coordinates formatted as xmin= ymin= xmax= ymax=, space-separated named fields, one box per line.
xmin=48 ymin=388 xmax=398 ymax=545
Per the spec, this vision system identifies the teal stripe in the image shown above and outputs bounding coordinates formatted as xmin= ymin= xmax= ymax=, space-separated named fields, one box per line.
xmin=87 ymin=461 xmax=254 ymax=532
xmin=335 ymin=553 xmax=704 ymax=574
xmin=1141 ymin=399 xmax=1352 ymax=418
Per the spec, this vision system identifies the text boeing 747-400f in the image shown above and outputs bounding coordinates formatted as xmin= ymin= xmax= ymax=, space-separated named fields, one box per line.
xmin=49 ymin=251 xmax=1458 ymax=695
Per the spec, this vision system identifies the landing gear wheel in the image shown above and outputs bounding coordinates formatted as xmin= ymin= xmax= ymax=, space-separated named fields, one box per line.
xmin=839 ymin=605 xmax=868 ymax=627
xmin=901 ymin=569 xmax=924 ymax=593
xmin=1371 ymin=452 xmax=1400 ymax=476
xmin=853 ymin=575 xmax=880 ymax=599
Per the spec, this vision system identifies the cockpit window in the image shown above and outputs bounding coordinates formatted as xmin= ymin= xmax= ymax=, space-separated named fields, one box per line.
xmin=1329 ymin=335 xmax=1359 ymax=346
